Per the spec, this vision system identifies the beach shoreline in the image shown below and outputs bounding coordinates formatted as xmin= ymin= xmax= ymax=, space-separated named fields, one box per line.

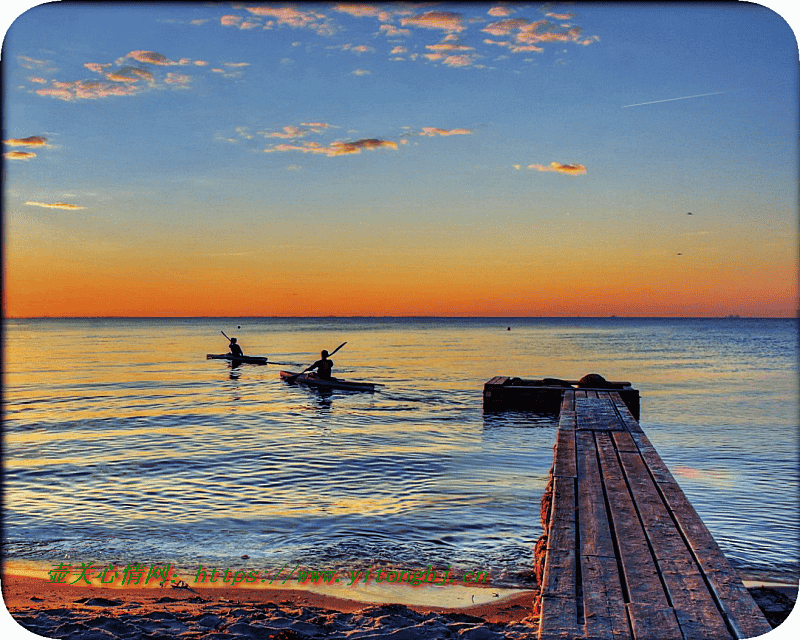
xmin=2 ymin=567 xmax=797 ymax=639
xmin=2 ymin=571 xmax=541 ymax=639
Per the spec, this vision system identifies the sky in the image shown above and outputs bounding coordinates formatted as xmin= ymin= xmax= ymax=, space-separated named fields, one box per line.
xmin=2 ymin=1 xmax=798 ymax=317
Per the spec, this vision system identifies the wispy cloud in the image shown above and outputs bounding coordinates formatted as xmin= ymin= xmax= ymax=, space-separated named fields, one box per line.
xmin=264 ymin=138 xmax=398 ymax=157
xmin=528 ymin=162 xmax=587 ymax=175
xmin=418 ymin=127 xmax=472 ymax=137
xmin=4 ymin=135 xmax=48 ymax=147
xmin=5 ymin=151 xmax=37 ymax=160
xmin=25 ymin=201 xmax=86 ymax=210
xmin=30 ymin=48 xmax=246 ymax=101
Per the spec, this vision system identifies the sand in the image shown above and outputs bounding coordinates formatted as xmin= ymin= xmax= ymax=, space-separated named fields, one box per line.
xmin=1 ymin=571 xmax=541 ymax=640
xmin=3 ymin=568 xmax=796 ymax=639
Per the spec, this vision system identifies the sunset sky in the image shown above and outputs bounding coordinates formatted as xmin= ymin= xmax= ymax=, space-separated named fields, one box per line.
xmin=3 ymin=2 xmax=798 ymax=317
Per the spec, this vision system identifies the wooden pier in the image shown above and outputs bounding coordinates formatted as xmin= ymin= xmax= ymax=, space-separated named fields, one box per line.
xmin=483 ymin=376 xmax=640 ymax=420
xmin=535 ymin=388 xmax=771 ymax=640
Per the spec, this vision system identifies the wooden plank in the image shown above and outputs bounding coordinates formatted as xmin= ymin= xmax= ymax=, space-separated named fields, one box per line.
xmin=576 ymin=431 xmax=617 ymax=558
xmin=542 ymin=477 xmax=577 ymax=599
xmin=611 ymin=430 xmax=638 ymax=454
xmin=554 ymin=413 xmax=577 ymax=478
xmin=539 ymin=595 xmax=579 ymax=640
xmin=618 ymin=450 xmax=733 ymax=639
xmin=626 ymin=603 xmax=682 ymax=640
xmin=581 ymin=554 xmax=631 ymax=639
xmin=576 ymin=397 xmax=624 ymax=432
xmin=595 ymin=432 xmax=669 ymax=609
xmin=628 ymin=444 xmax=772 ymax=639
xmin=607 ymin=392 xmax=643 ymax=433
xmin=575 ymin=389 xmax=588 ymax=399
xmin=561 ymin=389 xmax=575 ymax=413
xmin=485 ymin=376 xmax=509 ymax=386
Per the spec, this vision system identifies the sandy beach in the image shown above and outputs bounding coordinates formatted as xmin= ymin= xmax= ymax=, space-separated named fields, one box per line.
xmin=3 ymin=567 xmax=798 ymax=640
xmin=1 ymin=569 xmax=542 ymax=640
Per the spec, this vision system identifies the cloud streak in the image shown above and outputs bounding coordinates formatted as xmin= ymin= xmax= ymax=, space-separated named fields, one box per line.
xmin=25 ymin=201 xmax=86 ymax=210
xmin=528 ymin=162 xmax=587 ymax=175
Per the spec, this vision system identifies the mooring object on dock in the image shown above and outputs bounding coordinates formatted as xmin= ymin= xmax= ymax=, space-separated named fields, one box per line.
xmin=535 ymin=388 xmax=771 ymax=640
xmin=483 ymin=374 xmax=640 ymax=420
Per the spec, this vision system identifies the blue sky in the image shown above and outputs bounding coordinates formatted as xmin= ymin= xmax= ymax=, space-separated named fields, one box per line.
xmin=2 ymin=2 xmax=798 ymax=316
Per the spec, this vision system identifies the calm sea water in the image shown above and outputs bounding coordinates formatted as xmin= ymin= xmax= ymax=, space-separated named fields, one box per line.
xmin=2 ymin=318 xmax=798 ymax=586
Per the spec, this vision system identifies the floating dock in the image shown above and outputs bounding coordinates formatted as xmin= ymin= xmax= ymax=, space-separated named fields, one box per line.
xmin=533 ymin=388 xmax=771 ymax=640
xmin=483 ymin=376 xmax=640 ymax=420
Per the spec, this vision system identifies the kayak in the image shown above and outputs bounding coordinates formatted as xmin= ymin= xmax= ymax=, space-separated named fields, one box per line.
xmin=280 ymin=370 xmax=375 ymax=392
xmin=207 ymin=354 xmax=269 ymax=365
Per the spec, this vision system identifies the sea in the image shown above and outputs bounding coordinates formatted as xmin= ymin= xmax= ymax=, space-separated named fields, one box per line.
xmin=2 ymin=317 xmax=798 ymax=588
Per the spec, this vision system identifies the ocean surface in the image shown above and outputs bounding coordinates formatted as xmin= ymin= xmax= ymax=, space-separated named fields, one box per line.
xmin=3 ymin=317 xmax=798 ymax=587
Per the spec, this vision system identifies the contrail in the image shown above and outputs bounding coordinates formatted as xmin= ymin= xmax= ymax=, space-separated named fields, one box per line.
xmin=622 ymin=91 xmax=727 ymax=108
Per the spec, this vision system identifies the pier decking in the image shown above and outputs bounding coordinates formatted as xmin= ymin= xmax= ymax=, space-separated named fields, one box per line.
xmin=536 ymin=388 xmax=771 ymax=640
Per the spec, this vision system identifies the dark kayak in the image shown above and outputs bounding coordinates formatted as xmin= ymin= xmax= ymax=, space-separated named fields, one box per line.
xmin=280 ymin=370 xmax=375 ymax=392
xmin=207 ymin=354 xmax=269 ymax=365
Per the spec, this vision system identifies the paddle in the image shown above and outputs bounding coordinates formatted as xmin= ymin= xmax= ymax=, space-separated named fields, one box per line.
xmin=284 ymin=342 xmax=347 ymax=383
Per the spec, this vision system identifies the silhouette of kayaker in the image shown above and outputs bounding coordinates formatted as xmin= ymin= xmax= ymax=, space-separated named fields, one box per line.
xmin=303 ymin=350 xmax=333 ymax=380
xmin=228 ymin=337 xmax=244 ymax=357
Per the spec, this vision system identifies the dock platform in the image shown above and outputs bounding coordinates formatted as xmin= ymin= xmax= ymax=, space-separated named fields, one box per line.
xmin=536 ymin=388 xmax=771 ymax=640
xmin=483 ymin=376 xmax=640 ymax=420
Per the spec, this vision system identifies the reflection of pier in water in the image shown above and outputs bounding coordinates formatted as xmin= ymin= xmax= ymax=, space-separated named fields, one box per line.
xmin=483 ymin=377 xmax=771 ymax=640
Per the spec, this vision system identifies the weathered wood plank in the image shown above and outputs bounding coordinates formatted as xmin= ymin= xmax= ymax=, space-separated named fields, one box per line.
xmin=628 ymin=441 xmax=772 ymax=639
xmin=539 ymin=595 xmax=579 ymax=640
xmin=485 ymin=376 xmax=509 ymax=386
xmin=610 ymin=430 xmax=638 ymax=454
xmin=626 ymin=603 xmax=682 ymax=640
xmin=618 ymin=450 xmax=733 ymax=639
xmin=581 ymin=554 xmax=631 ymax=639
xmin=554 ymin=413 xmax=577 ymax=478
xmin=561 ymin=389 xmax=575 ymax=413
xmin=607 ymin=391 xmax=643 ymax=433
xmin=542 ymin=477 xmax=577 ymax=599
xmin=576 ymin=397 xmax=624 ymax=432
xmin=576 ymin=431 xmax=617 ymax=559
xmin=594 ymin=432 xmax=669 ymax=609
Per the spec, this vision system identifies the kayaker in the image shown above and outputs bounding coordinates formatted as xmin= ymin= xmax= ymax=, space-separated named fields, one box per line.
xmin=303 ymin=350 xmax=333 ymax=380
xmin=228 ymin=337 xmax=244 ymax=357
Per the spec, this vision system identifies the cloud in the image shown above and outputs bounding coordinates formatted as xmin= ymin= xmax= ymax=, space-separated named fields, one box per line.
xmin=333 ymin=4 xmax=382 ymax=18
xmin=352 ymin=68 xmax=372 ymax=75
xmin=528 ymin=162 xmax=587 ymax=175
xmin=25 ymin=201 xmax=86 ymax=210
xmin=85 ymin=62 xmax=112 ymax=74
xmin=390 ymin=46 xmax=407 ymax=54
xmin=546 ymin=12 xmax=576 ymax=21
xmin=245 ymin=6 xmax=334 ymax=35
xmin=419 ymin=127 xmax=472 ymax=136
xmin=379 ymin=24 xmax=410 ymax=37
xmin=36 ymin=79 xmax=146 ymax=101
xmin=426 ymin=43 xmax=475 ymax=52
xmin=258 ymin=123 xmax=334 ymax=139
xmin=264 ymin=137 xmax=398 ymax=157
xmin=126 ymin=50 xmax=176 ymax=65
xmin=401 ymin=11 xmax=466 ymax=32
xmin=5 ymin=151 xmax=37 ymax=160
xmin=488 ymin=7 xmax=512 ymax=18
xmin=105 ymin=66 xmax=154 ymax=83
xmin=4 ymin=135 xmax=48 ymax=147
xmin=482 ymin=18 xmax=597 ymax=48
xmin=165 ymin=72 xmax=192 ymax=86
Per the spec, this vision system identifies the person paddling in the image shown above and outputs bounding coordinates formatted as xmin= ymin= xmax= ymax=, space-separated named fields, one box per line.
xmin=303 ymin=349 xmax=333 ymax=380
xmin=228 ymin=337 xmax=244 ymax=358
